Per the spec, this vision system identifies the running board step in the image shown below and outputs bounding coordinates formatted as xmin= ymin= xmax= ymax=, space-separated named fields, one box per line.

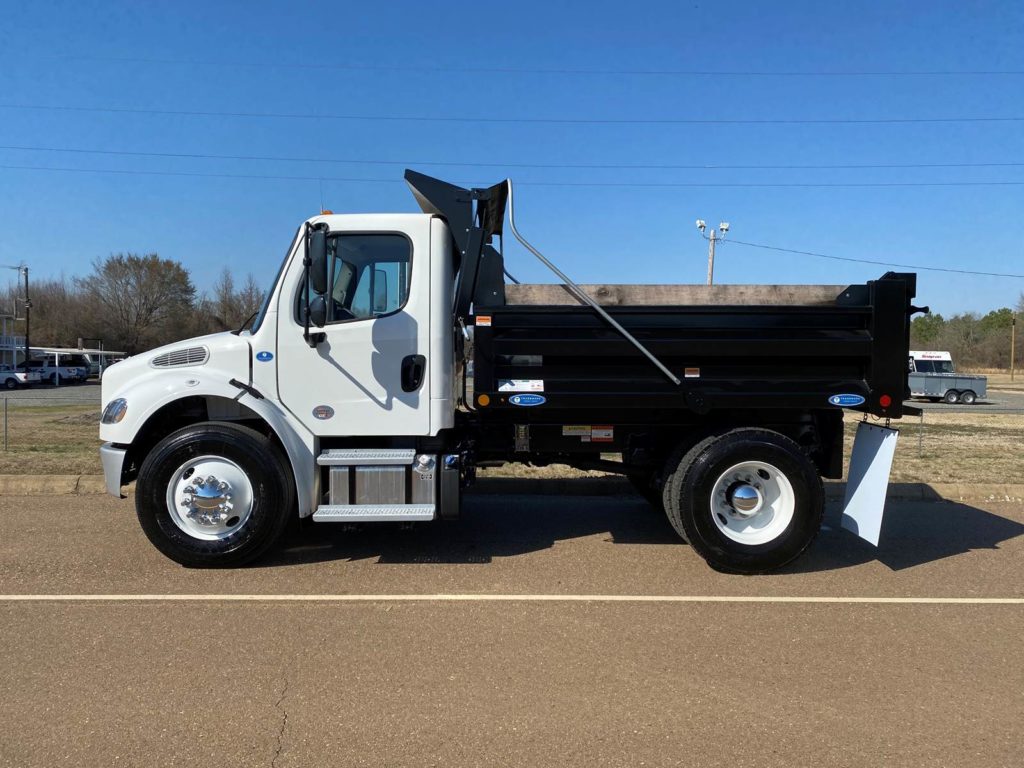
xmin=313 ymin=504 xmax=436 ymax=522
xmin=317 ymin=449 xmax=417 ymax=466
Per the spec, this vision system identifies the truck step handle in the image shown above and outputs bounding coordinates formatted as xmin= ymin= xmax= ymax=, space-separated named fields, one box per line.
xmin=401 ymin=354 xmax=426 ymax=392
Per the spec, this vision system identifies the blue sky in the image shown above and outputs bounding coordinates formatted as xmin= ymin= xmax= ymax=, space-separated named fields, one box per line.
xmin=0 ymin=0 xmax=1022 ymax=314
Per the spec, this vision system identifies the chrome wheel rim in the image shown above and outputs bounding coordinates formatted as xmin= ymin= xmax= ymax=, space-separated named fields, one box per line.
xmin=165 ymin=455 xmax=254 ymax=541
xmin=709 ymin=460 xmax=795 ymax=545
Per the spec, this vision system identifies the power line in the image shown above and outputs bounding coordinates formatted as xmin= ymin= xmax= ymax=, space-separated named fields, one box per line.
xmin=723 ymin=238 xmax=1024 ymax=278
xmin=2 ymin=144 xmax=1023 ymax=171
xmin=25 ymin=55 xmax=1024 ymax=77
xmin=2 ymin=163 xmax=1024 ymax=188
xmin=1 ymin=103 xmax=1023 ymax=125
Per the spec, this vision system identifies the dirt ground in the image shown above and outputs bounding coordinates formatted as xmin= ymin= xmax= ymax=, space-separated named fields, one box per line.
xmin=0 ymin=405 xmax=1020 ymax=485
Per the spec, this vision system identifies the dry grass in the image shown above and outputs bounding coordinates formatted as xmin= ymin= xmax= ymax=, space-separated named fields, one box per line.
xmin=0 ymin=404 xmax=1020 ymax=486
xmin=0 ymin=404 xmax=102 ymax=475
xmin=972 ymin=371 xmax=1024 ymax=392
xmin=843 ymin=411 xmax=1024 ymax=484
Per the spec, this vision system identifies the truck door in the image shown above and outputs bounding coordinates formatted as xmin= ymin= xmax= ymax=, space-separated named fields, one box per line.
xmin=275 ymin=217 xmax=432 ymax=437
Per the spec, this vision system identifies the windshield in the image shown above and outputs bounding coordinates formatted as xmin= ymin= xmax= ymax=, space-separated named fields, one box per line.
xmin=914 ymin=359 xmax=955 ymax=374
xmin=250 ymin=226 xmax=303 ymax=334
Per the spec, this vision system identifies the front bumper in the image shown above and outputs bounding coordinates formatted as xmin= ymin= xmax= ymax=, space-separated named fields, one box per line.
xmin=100 ymin=442 xmax=128 ymax=498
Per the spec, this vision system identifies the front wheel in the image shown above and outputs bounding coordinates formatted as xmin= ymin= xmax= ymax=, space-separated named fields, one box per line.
xmin=3 ymin=378 xmax=16 ymax=390
xmin=135 ymin=422 xmax=294 ymax=567
xmin=664 ymin=429 xmax=823 ymax=574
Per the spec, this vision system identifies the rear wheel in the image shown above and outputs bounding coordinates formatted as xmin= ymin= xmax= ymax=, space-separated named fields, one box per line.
xmin=664 ymin=429 xmax=823 ymax=573
xmin=135 ymin=422 xmax=294 ymax=567
xmin=958 ymin=390 xmax=977 ymax=405
xmin=943 ymin=390 xmax=959 ymax=404
xmin=3 ymin=377 xmax=16 ymax=390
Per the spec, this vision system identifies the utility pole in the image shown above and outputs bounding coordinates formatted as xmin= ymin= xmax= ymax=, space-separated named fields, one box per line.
xmin=1012 ymin=314 xmax=1017 ymax=382
xmin=22 ymin=266 xmax=30 ymax=372
xmin=695 ymin=220 xmax=730 ymax=285
xmin=706 ymin=229 xmax=717 ymax=286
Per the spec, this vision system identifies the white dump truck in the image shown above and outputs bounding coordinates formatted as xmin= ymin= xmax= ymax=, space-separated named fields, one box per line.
xmin=100 ymin=172 xmax=924 ymax=573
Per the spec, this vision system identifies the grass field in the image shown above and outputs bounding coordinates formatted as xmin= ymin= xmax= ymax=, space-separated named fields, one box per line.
xmin=975 ymin=371 xmax=1024 ymax=393
xmin=0 ymin=405 xmax=1020 ymax=485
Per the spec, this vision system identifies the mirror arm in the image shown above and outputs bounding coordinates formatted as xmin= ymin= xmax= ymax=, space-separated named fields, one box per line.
xmin=301 ymin=222 xmax=313 ymax=346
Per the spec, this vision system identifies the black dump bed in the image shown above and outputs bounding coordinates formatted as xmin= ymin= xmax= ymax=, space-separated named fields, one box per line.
xmin=401 ymin=169 xmax=918 ymax=422
xmin=471 ymin=273 xmax=917 ymax=420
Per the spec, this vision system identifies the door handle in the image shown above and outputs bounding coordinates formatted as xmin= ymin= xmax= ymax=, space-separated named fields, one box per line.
xmin=401 ymin=354 xmax=426 ymax=392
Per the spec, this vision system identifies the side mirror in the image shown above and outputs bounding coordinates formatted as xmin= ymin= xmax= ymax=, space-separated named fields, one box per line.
xmin=308 ymin=295 xmax=327 ymax=328
xmin=372 ymin=268 xmax=389 ymax=314
xmin=308 ymin=229 xmax=329 ymax=295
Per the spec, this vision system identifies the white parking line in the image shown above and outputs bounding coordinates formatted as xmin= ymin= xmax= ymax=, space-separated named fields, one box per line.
xmin=1 ymin=594 xmax=1022 ymax=604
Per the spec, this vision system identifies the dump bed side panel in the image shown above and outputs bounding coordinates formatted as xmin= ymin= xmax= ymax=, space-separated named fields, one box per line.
xmin=472 ymin=274 xmax=915 ymax=419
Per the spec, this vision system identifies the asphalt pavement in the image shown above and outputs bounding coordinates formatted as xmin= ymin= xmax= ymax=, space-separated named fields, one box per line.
xmin=1 ymin=490 xmax=1022 ymax=767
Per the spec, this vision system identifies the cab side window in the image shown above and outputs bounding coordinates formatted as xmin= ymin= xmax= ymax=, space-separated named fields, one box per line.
xmin=326 ymin=234 xmax=411 ymax=323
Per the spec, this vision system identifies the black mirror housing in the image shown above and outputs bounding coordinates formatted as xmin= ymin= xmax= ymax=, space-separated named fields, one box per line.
xmin=308 ymin=295 xmax=327 ymax=328
xmin=309 ymin=229 xmax=329 ymax=295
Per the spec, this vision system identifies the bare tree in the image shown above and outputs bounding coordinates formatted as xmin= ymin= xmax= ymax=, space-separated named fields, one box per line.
xmin=76 ymin=253 xmax=196 ymax=354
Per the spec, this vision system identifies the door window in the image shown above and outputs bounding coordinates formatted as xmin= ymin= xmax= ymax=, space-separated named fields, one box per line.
xmin=299 ymin=234 xmax=411 ymax=324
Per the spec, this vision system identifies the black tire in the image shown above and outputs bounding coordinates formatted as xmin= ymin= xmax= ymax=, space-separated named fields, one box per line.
xmin=661 ymin=435 xmax=721 ymax=542
xmin=664 ymin=429 xmax=824 ymax=574
xmin=3 ymin=377 xmax=16 ymax=390
xmin=943 ymin=390 xmax=959 ymax=404
xmin=135 ymin=422 xmax=294 ymax=567
xmin=958 ymin=390 xmax=977 ymax=405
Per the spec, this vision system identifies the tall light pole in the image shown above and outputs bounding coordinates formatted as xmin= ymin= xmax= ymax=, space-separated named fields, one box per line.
xmin=695 ymin=220 xmax=730 ymax=285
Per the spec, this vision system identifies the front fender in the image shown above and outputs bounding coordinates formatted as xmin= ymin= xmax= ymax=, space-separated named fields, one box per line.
xmin=101 ymin=373 xmax=316 ymax=517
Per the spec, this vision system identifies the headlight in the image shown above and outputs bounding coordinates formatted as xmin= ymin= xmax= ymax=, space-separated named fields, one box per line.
xmin=101 ymin=398 xmax=128 ymax=424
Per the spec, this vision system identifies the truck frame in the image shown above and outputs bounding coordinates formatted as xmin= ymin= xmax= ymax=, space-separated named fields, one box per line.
xmin=99 ymin=172 xmax=922 ymax=573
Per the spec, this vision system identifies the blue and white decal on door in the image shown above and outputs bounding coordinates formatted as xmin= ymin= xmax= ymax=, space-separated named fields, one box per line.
xmin=828 ymin=394 xmax=866 ymax=407
xmin=509 ymin=393 xmax=546 ymax=407
xmin=256 ymin=351 xmax=274 ymax=362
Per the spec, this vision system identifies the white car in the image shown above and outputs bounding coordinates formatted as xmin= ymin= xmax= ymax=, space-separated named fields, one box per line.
xmin=0 ymin=366 xmax=42 ymax=389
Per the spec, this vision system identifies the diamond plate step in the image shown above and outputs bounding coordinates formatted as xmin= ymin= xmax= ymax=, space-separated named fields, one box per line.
xmin=317 ymin=449 xmax=417 ymax=466
xmin=312 ymin=504 xmax=435 ymax=522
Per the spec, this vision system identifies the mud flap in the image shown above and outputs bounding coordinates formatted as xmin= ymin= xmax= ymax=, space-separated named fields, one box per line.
xmin=841 ymin=422 xmax=899 ymax=546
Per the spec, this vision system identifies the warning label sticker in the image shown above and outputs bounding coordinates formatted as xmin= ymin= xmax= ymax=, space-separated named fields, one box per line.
xmin=475 ymin=315 xmax=492 ymax=327
xmin=562 ymin=425 xmax=614 ymax=443
xmin=684 ymin=367 xmax=700 ymax=378
xmin=499 ymin=379 xmax=545 ymax=392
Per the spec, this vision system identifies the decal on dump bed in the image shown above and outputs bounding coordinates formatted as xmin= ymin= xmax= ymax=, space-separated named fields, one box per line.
xmin=828 ymin=394 xmax=866 ymax=407
xmin=509 ymin=394 xmax=546 ymax=407
xmin=499 ymin=379 xmax=545 ymax=392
